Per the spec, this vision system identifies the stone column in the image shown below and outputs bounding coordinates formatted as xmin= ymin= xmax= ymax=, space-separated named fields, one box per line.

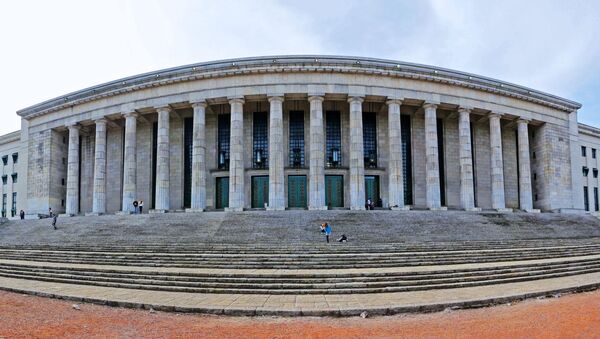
xmin=424 ymin=103 xmax=444 ymax=210
xmin=489 ymin=113 xmax=509 ymax=211
xmin=65 ymin=124 xmax=80 ymax=216
xmin=458 ymin=108 xmax=478 ymax=211
xmin=188 ymin=101 xmax=207 ymax=212
xmin=121 ymin=112 xmax=138 ymax=213
xmin=517 ymin=119 xmax=538 ymax=212
xmin=91 ymin=119 xmax=107 ymax=215
xmin=227 ymin=98 xmax=245 ymax=211
xmin=308 ymin=96 xmax=327 ymax=210
xmin=349 ymin=97 xmax=366 ymax=210
xmin=387 ymin=99 xmax=407 ymax=210
xmin=153 ymin=106 xmax=171 ymax=212
xmin=267 ymin=96 xmax=285 ymax=210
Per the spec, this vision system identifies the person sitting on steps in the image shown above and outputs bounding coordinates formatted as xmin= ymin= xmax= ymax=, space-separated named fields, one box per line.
xmin=337 ymin=234 xmax=348 ymax=243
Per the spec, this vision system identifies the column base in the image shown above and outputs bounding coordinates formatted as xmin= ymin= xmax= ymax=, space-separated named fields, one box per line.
xmin=85 ymin=212 xmax=104 ymax=216
xmin=391 ymin=206 xmax=410 ymax=211
xmin=495 ymin=208 xmax=513 ymax=213
xmin=428 ymin=207 xmax=448 ymax=211
xmin=464 ymin=207 xmax=482 ymax=212
xmin=115 ymin=211 xmax=133 ymax=215
xmin=308 ymin=206 xmax=328 ymax=211
xmin=350 ymin=206 xmax=366 ymax=211
xmin=224 ymin=207 xmax=244 ymax=212
xmin=59 ymin=213 xmax=76 ymax=217
xmin=266 ymin=206 xmax=285 ymax=211
xmin=185 ymin=208 xmax=204 ymax=213
xmin=149 ymin=209 xmax=168 ymax=214
xmin=523 ymin=209 xmax=541 ymax=213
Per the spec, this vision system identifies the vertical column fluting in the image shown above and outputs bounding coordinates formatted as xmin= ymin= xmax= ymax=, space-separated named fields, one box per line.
xmin=517 ymin=119 xmax=535 ymax=211
xmin=122 ymin=112 xmax=138 ymax=213
xmin=489 ymin=113 xmax=507 ymax=210
xmin=268 ymin=96 xmax=285 ymax=210
xmin=387 ymin=99 xmax=406 ymax=209
xmin=228 ymin=98 xmax=245 ymax=211
xmin=458 ymin=108 xmax=477 ymax=210
xmin=189 ymin=102 xmax=207 ymax=211
xmin=308 ymin=96 xmax=327 ymax=210
xmin=154 ymin=106 xmax=171 ymax=212
xmin=65 ymin=124 xmax=80 ymax=216
xmin=424 ymin=103 xmax=442 ymax=209
xmin=91 ymin=119 xmax=107 ymax=214
xmin=347 ymin=96 xmax=366 ymax=210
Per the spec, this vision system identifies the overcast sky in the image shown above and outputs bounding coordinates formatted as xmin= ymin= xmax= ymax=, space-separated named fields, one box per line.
xmin=1 ymin=0 xmax=599 ymax=135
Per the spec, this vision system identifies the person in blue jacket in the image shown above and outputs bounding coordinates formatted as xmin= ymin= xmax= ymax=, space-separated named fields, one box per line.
xmin=324 ymin=223 xmax=332 ymax=243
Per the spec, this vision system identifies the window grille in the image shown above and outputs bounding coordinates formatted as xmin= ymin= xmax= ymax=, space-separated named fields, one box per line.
xmin=253 ymin=112 xmax=268 ymax=169
xmin=326 ymin=111 xmax=342 ymax=168
xmin=289 ymin=111 xmax=305 ymax=167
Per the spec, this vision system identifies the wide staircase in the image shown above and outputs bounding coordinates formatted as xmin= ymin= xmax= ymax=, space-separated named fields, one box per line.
xmin=0 ymin=211 xmax=599 ymax=316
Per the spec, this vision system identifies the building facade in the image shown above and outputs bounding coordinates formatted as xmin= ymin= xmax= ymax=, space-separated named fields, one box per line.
xmin=3 ymin=55 xmax=598 ymax=216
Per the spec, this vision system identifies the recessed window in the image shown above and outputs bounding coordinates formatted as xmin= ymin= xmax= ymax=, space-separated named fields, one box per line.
xmin=217 ymin=114 xmax=230 ymax=170
xmin=288 ymin=111 xmax=305 ymax=168
xmin=1 ymin=156 xmax=7 ymax=166
xmin=11 ymin=173 xmax=17 ymax=184
xmin=533 ymin=173 xmax=537 ymax=181
xmin=252 ymin=112 xmax=268 ymax=169
xmin=326 ymin=111 xmax=342 ymax=168
xmin=1 ymin=175 xmax=6 ymax=185
xmin=593 ymin=149 xmax=597 ymax=159
xmin=583 ymin=167 xmax=589 ymax=177
xmin=594 ymin=168 xmax=599 ymax=179
xmin=363 ymin=112 xmax=377 ymax=168
xmin=582 ymin=146 xmax=587 ymax=157
xmin=61 ymin=178 xmax=65 ymax=186
xmin=11 ymin=153 xmax=18 ymax=164
xmin=532 ymin=152 xmax=536 ymax=160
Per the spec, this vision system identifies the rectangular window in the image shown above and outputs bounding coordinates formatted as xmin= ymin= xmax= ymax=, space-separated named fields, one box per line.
xmin=1 ymin=156 xmax=7 ymax=166
xmin=1 ymin=175 xmax=6 ymax=185
xmin=402 ymin=115 xmax=413 ymax=205
xmin=1 ymin=194 xmax=5 ymax=217
xmin=583 ymin=167 xmax=589 ymax=177
xmin=584 ymin=186 xmax=589 ymax=211
xmin=582 ymin=146 xmax=587 ymax=157
xmin=593 ymin=148 xmax=597 ymax=159
xmin=594 ymin=168 xmax=599 ymax=179
xmin=288 ymin=111 xmax=305 ymax=167
xmin=183 ymin=117 xmax=193 ymax=208
xmin=11 ymin=192 xmax=16 ymax=217
xmin=11 ymin=173 xmax=17 ymax=184
xmin=363 ymin=112 xmax=377 ymax=168
xmin=595 ymin=187 xmax=599 ymax=212
xmin=11 ymin=153 xmax=18 ymax=164
xmin=252 ymin=112 xmax=268 ymax=169
xmin=326 ymin=111 xmax=342 ymax=168
xmin=217 ymin=114 xmax=231 ymax=169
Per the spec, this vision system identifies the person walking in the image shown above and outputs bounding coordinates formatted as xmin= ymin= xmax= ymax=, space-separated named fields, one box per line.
xmin=139 ymin=200 xmax=144 ymax=214
xmin=133 ymin=200 xmax=138 ymax=214
xmin=324 ymin=223 xmax=332 ymax=243
xmin=51 ymin=212 xmax=58 ymax=230
xmin=19 ymin=210 xmax=25 ymax=220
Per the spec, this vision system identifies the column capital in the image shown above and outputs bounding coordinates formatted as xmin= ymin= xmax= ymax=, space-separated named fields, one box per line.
xmin=347 ymin=96 xmax=364 ymax=104
xmin=457 ymin=107 xmax=472 ymax=114
xmin=94 ymin=118 xmax=108 ymax=125
xmin=386 ymin=98 xmax=403 ymax=106
xmin=308 ymin=95 xmax=324 ymax=103
xmin=66 ymin=123 xmax=80 ymax=130
xmin=267 ymin=96 xmax=284 ymax=103
xmin=489 ymin=112 xmax=504 ymax=119
xmin=516 ymin=118 xmax=530 ymax=125
xmin=122 ymin=111 xmax=139 ymax=119
xmin=228 ymin=97 xmax=245 ymax=105
xmin=156 ymin=105 xmax=171 ymax=114
xmin=190 ymin=101 xmax=207 ymax=109
xmin=422 ymin=102 xmax=438 ymax=110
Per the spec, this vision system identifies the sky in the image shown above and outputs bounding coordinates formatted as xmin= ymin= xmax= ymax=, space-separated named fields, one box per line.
xmin=0 ymin=0 xmax=599 ymax=136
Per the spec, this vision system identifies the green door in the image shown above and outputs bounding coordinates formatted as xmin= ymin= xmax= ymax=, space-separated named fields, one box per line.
xmin=252 ymin=176 xmax=269 ymax=208
xmin=325 ymin=175 xmax=344 ymax=208
xmin=365 ymin=176 xmax=380 ymax=206
xmin=288 ymin=175 xmax=307 ymax=208
xmin=216 ymin=177 xmax=229 ymax=209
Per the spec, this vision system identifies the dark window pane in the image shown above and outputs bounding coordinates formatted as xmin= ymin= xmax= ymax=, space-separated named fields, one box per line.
xmin=401 ymin=114 xmax=413 ymax=205
xmin=218 ymin=114 xmax=231 ymax=169
xmin=253 ymin=112 xmax=268 ymax=169
xmin=363 ymin=112 xmax=377 ymax=168
xmin=289 ymin=111 xmax=305 ymax=167
xmin=326 ymin=111 xmax=342 ymax=167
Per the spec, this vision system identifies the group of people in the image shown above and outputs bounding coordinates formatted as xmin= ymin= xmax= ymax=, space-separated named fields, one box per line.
xmin=132 ymin=200 xmax=144 ymax=214
xmin=319 ymin=223 xmax=347 ymax=243
xmin=365 ymin=197 xmax=382 ymax=210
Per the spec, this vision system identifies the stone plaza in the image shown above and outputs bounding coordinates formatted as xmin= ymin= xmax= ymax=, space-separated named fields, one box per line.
xmin=2 ymin=55 xmax=600 ymax=217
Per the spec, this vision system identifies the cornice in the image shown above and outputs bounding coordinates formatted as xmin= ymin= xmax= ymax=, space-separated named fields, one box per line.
xmin=579 ymin=123 xmax=600 ymax=137
xmin=17 ymin=55 xmax=583 ymax=119
xmin=0 ymin=131 xmax=21 ymax=145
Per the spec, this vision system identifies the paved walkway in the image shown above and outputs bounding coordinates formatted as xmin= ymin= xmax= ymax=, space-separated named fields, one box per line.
xmin=1 ymin=270 xmax=600 ymax=316
xmin=1 ymin=288 xmax=600 ymax=337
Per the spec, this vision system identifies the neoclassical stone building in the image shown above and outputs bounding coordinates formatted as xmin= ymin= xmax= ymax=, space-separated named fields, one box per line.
xmin=5 ymin=55 xmax=599 ymax=216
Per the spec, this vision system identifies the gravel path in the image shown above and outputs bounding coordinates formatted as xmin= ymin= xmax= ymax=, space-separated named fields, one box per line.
xmin=0 ymin=289 xmax=599 ymax=338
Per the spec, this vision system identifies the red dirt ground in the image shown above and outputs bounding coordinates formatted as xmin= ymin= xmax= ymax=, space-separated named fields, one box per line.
xmin=1 ymin=290 xmax=599 ymax=338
